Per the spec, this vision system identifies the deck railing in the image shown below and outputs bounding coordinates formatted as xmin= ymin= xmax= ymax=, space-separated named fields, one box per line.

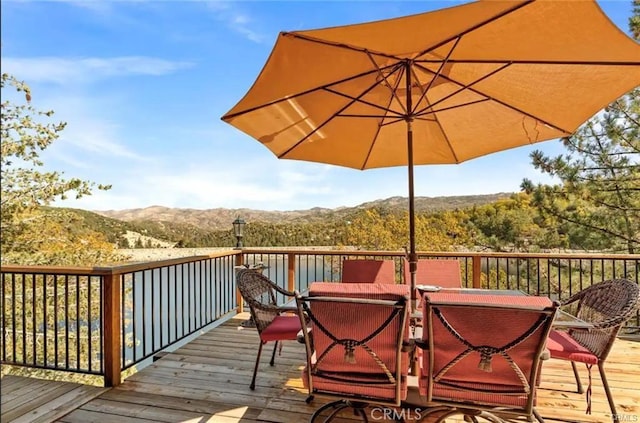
xmin=1 ymin=249 xmax=638 ymax=387
xmin=1 ymin=251 xmax=240 ymax=386
xmin=243 ymin=249 xmax=639 ymax=296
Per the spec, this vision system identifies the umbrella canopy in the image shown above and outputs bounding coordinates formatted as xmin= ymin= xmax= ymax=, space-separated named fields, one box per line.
xmin=221 ymin=0 xmax=640 ymax=301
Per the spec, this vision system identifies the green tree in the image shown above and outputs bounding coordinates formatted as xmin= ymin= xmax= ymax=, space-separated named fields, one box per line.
xmin=1 ymin=73 xmax=114 ymax=265
xmin=468 ymin=194 xmax=558 ymax=252
xmin=631 ymin=0 xmax=640 ymax=39
xmin=521 ymin=7 xmax=640 ymax=254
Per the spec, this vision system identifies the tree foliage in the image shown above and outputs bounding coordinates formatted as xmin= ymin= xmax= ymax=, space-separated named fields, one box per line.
xmin=521 ymin=10 xmax=640 ymax=254
xmin=1 ymin=73 xmax=118 ymax=265
xmin=467 ymin=194 xmax=554 ymax=251
xmin=631 ymin=0 xmax=640 ymax=39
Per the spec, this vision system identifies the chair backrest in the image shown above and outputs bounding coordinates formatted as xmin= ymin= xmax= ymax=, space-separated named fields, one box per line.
xmin=236 ymin=268 xmax=291 ymax=334
xmin=565 ymin=278 xmax=640 ymax=359
xmin=341 ymin=259 xmax=396 ymax=283
xmin=403 ymin=259 xmax=462 ymax=288
xmin=296 ymin=283 xmax=410 ymax=406
xmin=420 ymin=292 xmax=558 ymax=418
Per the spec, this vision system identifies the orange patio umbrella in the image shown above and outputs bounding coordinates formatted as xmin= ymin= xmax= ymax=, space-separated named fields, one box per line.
xmin=221 ymin=0 xmax=640 ymax=303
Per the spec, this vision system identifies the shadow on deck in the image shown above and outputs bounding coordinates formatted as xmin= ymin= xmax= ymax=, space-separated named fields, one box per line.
xmin=2 ymin=313 xmax=639 ymax=422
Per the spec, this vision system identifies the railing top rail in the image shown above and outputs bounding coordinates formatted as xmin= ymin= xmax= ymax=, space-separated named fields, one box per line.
xmin=0 ymin=250 xmax=241 ymax=276
xmin=241 ymin=248 xmax=640 ymax=260
xmin=2 ymin=249 xmax=637 ymax=276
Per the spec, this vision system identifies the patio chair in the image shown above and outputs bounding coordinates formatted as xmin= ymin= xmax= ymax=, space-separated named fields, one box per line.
xmin=545 ymin=278 xmax=640 ymax=419
xmin=403 ymin=258 xmax=463 ymax=288
xmin=418 ymin=292 xmax=558 ymax=422
xmin=295 ymin=282 xmax=411 ymax=422
xmin=236 ymin=268 xmax=302 ymax=390
xmin=341 ymin=259 xmax=396 ymax=283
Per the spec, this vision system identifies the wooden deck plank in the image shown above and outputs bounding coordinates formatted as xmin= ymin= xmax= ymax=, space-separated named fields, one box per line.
xmin=97 ymin=389 xmax=263 ymax=420
xmin=1 ymin=378 xmax=56 ymax=405
xmin=2 ymin=313 xmax=638 ymax=423
xmin=1 ymin=375 xmax=36 ymax=390
xmin=0 ymin=375 xmax=106 ymax=423
xmin=19 ymin=385 xmax=107 ymax=423
xmin=2 ymin=383 xmax=80 ymax=421
xmin=57 ymin=408 xmax=160 ymax=423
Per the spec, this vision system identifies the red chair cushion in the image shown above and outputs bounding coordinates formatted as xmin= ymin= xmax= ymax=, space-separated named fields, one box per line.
xmin=546 ymin=330 xmax=598 ymax=365
xmin=260 ymin=315 xmax=301 ymax=342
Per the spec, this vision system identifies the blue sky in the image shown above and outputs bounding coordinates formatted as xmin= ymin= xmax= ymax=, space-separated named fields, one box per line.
xmin=1 ymin=0 xmax=635 ymax=212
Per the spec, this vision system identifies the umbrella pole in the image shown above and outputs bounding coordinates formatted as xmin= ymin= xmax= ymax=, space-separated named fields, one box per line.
xmin=407 ymin=123 xmax=418 ymax=312
xmin=405 ymin=60 xmax=418 ymax=312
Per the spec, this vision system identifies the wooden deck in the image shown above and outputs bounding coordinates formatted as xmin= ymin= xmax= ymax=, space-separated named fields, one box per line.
xmin=2 ymin=313 xmax=639 ymax=423
xmin=0 ymin=375 xmax=107 ymax=422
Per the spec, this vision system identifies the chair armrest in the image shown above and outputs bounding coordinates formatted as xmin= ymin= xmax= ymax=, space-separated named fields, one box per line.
xmin=272 ymin=283 xmax=296 ymax=297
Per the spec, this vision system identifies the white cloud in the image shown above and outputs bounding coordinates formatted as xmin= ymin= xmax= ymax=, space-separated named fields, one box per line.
xmin=205 ymin=2 xmax=264 ymax=44
xmin=53 ymin=158 xmax=340 ymax=211
xmin=57 ymin=119 xmax=148 ymax=161
xmin=59 ymin=0 xmax=113 ymax=14
xmin=2 ymin=56 xmax=194 ymax=85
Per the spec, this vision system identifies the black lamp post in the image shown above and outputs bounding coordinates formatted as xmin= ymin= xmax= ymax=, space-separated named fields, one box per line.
xmin=232 ymin=217 xmax=246 ymax=248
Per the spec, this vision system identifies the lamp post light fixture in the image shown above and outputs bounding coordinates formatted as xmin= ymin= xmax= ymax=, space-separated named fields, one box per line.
xmin=232 ymin=217 xmax=246 ymax=248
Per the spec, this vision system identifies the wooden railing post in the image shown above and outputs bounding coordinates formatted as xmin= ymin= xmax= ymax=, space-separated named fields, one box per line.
xmin=103 ymin=272 xmax=121 ymax=387
xmin=472 ymin=255 xmax=482 ymax=289
xmin=288 ymin=253 xmax=296 ymax=294
xmin=235 ymin=252 xmax=244 ymax=313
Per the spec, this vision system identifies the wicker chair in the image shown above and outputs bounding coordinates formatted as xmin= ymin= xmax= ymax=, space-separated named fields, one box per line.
xmin=545 ymin=278 xmax=640 ymax=419
xmin=296 ymin=283 xmax=411 ymax=422
xmin=418 ymin=292 xmax=558 ymax=423
xmin=236 ymin=268 xmax=302 ymax=390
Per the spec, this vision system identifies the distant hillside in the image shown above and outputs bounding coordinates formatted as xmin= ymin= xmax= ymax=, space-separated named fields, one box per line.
xmin=50 ymin=207 xmax=204 ymax=248
xmin=95 ymin=193 xmax=512 ymax=231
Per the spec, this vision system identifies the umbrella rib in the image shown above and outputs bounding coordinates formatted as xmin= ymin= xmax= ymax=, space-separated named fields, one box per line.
xmin=380 ymin=117 xmax=406 ymax=127
xmin=222 ymin=63 xmax=399 ymax=121
xmin=414 ymin=98 xmax=490 ymax=118
xmin=329 ymin=51 xmax=407 ymax=169
xmin=413 ymin=0 xmax=534 ymax=61
xmin=337 ymin=113 xmax=397 ymax=119
xmin=277 ymin=73 xmax=395 ymax=160
xmin=413 ymin=61 xmax=573 ymax=135
xmin=413 ymin=61 xmax=511 ymax=115
xmin=364 ymin=50 xmax=409 ymax=116
xmin=282 ymin=0 xmax=534 ymax=66
xmin=359 ymin=53 xmax=409 ymax=169
xmin=324 ymin=82 xmax=405 ymax=119
xmin=283 ymin=31 xmax=408 ymax=64
xmin=411 ymin=37 xmax=461 ymax=114
xmin=416 ymin=59 xmax=640 ymax=66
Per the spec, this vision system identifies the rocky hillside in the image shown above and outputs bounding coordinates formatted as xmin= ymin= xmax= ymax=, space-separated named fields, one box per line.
xmin=96 ymin=193 xmax=512 ymax=231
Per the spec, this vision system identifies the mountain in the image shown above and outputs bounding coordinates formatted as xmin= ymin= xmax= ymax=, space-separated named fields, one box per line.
xmin=95 ymin=193 xmax=513 ymax=231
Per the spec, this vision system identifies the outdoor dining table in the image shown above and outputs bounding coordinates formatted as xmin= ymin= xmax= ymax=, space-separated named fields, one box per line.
xmin=288 ymin=286 xmax=592 ymax=330
xmin=412 ymin=287 xmax=593 ymax=329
